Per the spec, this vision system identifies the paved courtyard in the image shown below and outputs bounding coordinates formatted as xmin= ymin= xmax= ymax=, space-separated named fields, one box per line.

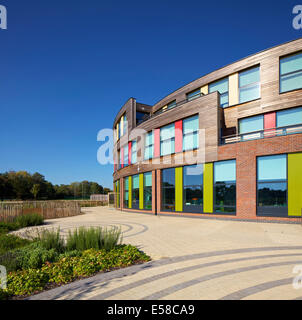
xmin=27 ymin=207 xmax=302 ymax=300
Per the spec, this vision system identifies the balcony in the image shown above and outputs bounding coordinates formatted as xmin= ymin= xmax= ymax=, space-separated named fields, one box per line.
xmin=138 ymin=92 xmax=206 ymax=125
xmin=221 ymin=124 xmax=302 ymax=145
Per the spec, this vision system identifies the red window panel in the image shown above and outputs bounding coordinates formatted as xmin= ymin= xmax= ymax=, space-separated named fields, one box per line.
xmin=154 ymin=128 xmax=160 ymax=158
xmin=128 ymin=141 xmax=132 ymax=165
xmin=264 ymin=112 xmax=276 ymax=129
xmin=264 ymin=112 xmax=276 ymax=137
xmin=175 ymin=120 xmax=183 ymax=153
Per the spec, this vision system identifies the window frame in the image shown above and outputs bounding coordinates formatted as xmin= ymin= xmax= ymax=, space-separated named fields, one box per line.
xmin=186 ymin=88 xmax=201 ymax=102
xmin=143 ymin=172 xmax=152 ymax=211
xmin=161 ymin=168 xmax=176 ymax=212
xmin=279 ymin=51 xmax=302 ymax=94
xmin=183 ymin=164 xmax=203 ymax=213
xmin=209 ymin=77 xmax=229 ymax=108
xmin=144 ymin=131 xmax=154 ymax=160
xmin=213 ymin=160 xmax=237 ymax=215
xmin=238 ymin=65 xmax=261 ymax=104
xmin=256 ymin=154 xmax=288 ymax=217
xmin=182 ymin=115 xmax=199 ymax=152
xmin=160 ymin=123 xmax=175 ymax=157
xmin=132 ymin=174 xmax=140 ymax=210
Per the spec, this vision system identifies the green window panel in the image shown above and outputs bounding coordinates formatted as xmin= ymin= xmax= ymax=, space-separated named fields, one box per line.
xmin=203 ymin=163 xmax=213 ymax=213
xmin=175 ymin=167 xmax=183 ymax=212
xmin=139 ymin=174 xmax=144 ymax=210
xmin=288 ymin=153 xmax=302 ymax=216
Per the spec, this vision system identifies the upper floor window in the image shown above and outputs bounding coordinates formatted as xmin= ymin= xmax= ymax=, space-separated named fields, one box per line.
xmin=280 ymin=52 xmax=302 ymax=93
xmin=136 ymin=111 xmax=149 ymax=125
xmin=209 ymin=77 xmax=229 ymax=108
xmin=122 ymin=114 xmax=127 ymax=136
xmin=239 ymin=114 xmax=263 ymax=134
xmin=183 ymin=115 xmax=199 ymax=151
xmin=123 ymin=145 xmax=128 ymax=167
xmin=160 ymin=123 xmax=175 ymax=156
xmin=239 ymin=66 xmax=260 ymax=104
xmin=118 ymin=120 xmax=121 ymax=139
xmin=144 ymin=131 xmax=154 ymax=160
xmin=118 ymin=150 xmax=122 ymax=169
xmin=187 ymin=89 xmax=201 ymax=102
xmin=167 ymin=100 xmax=177 ymax=110
xmin=131 ymin=140 xmax=137 ymax=164
xmin=276 ymin=107 xmax=302 ymax=128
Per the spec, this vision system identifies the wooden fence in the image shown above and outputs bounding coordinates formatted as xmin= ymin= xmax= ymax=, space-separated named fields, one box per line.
xmin=0 ymin=201 xmax=83 ymax=222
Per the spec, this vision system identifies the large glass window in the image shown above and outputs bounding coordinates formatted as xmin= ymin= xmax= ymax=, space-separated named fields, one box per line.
xmin=123 ymin=145 xmax=128 ymax=167
xmin=167 ymin=100 xmax=177 ymax=110
xmin=143 ymin=172 xmax=152 ymax=210
xmin=187 ymin=89 xmax=201 ymax=101
xmin=276 ymin=107 xmax=302 ymax=128
xmin=131 ymin=140 xmax=137 ymax=164
xmin=183 ymin=115 xmax=199 ymax=151
xmin=115 ymin=180 xmax=120 ymax=208
xmin=136 ymin=112 xmax=149 ymax=125
xmin=160 ymin=123 xmax=175 ymax=156
xmin=239 ymin=114 xmax=264 ymax=141
xmin=209 ymin=78 xmax=229 ymax=108
xmin=162 ymin=168 xmax=175 ymax=211
xmin=280 ymin=52 xmax=302 ymax=93
xmin=124 ymin=177 xmax=129 ymax=208
xmin=214 ymin=160 xmax=236 ymax=214
xmin=239 ymin=66 xmax=260 ymax=104
xmin=144 ymin=131 xmax=154 ymax=160
xmin=183 ymin=164 xmax=203 ymax=213
xmin=118 ymin=121 xmax=121 ymax=139
xmin=118 ymin=150 xmax=122 ymax=169
xmin=132 ymin=174 xmax=140 ymax=209
xmin=257 ymin=155 xmax=287 ymax=217
xmin=123 ymin=114 xmax=128 ymax=136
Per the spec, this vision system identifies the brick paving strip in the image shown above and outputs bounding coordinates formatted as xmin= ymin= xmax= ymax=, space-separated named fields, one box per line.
xmin=28 ymin=247 xmax=302 ymax=300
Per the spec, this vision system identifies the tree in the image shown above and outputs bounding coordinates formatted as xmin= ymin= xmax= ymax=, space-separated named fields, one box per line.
xmin=31 ymin=184 xmax=40 ymax=200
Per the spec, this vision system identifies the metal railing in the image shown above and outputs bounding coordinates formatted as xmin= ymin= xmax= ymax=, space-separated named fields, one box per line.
xmin=221 ymin=124 xmax=302 ymax=145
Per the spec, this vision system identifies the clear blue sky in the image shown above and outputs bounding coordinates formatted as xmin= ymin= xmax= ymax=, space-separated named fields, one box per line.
xmin=0 ymin=0 xmax=300 ymax=188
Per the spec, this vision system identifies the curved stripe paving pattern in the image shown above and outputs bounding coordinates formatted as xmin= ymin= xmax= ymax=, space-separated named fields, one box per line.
xmin=28 ymin=246 xmax=302 ymax=300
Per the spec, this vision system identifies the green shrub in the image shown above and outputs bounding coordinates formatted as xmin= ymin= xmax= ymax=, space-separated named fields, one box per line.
xmin=6 ymin=268 xmax=49 ymax=296
xmin=66 ymin=226 xmax=122 ymax=252
xmin=16 ymin=243 xmax=59 ymax=270
xmin=0 ymin=222 xmax=19 ymax=235
xmin=34 ymin=228 xmax=65 ymax=253
xmin=0 ymin=289 xmax=9 ymax=300
xmin=0 ymin=251 xmax=20 ymax=273
xmin=5 ymin=245 xmax=150 ymax=297
xmin=14 ymin=213 xmax=44 ymax=228
xmin=0 ymin=234 xmax=30 ymax=255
